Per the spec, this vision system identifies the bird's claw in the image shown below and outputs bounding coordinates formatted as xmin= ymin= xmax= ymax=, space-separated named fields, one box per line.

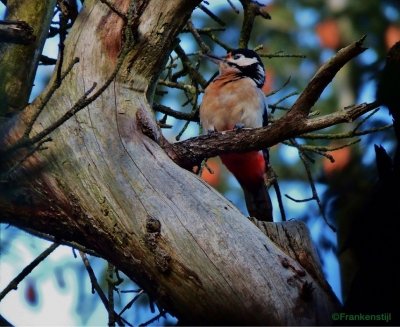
xmin=207 ymin=126 xmax=218 ymax=136
xmin=233 ymin=123 xmax=245 ymax=130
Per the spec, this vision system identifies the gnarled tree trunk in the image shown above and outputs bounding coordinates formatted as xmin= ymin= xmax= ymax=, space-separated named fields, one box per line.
xmin=0 ymin=0 xmax=340 ymax=324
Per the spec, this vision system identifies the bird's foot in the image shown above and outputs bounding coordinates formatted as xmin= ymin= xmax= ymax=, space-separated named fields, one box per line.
xmin=233 ymin=123 xmax=245 ymax=130
xmin=207 ymin=126 xmax=218 ymax=136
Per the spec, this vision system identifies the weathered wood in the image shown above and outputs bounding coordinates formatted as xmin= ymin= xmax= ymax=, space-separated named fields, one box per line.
xmin=0 ymin=0 xmax=341 ymax=324
xmin=251 ymin=219 xmax=335 ymax=296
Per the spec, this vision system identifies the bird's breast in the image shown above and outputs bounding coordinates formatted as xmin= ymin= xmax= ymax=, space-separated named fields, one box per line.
xmin=200 ymin=75 xmax=266 ymax=132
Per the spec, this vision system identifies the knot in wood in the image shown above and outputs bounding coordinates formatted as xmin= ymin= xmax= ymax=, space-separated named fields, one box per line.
xmin=299 ymin=281 xmax=315 ymax=302
xmin=146 ymin=215 xmax=161 ymax=233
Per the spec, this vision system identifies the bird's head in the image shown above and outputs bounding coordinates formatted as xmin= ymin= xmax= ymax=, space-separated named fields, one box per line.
xmin=202 ymin=48 xmax=265 ymax=88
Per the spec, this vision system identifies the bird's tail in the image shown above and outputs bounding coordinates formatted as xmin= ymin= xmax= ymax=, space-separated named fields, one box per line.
xmin=220 ymin=151 xmax=273 ymax=222
xmin=242 ymin=182 xmax=273 ymax=222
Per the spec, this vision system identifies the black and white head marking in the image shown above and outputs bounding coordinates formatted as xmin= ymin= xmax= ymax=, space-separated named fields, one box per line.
xmin=226 ymin=49 xmax=266 ymax=88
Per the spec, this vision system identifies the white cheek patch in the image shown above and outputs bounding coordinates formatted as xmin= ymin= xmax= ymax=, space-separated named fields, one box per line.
xmin=227 ymin=55 xmax=265 ymax=88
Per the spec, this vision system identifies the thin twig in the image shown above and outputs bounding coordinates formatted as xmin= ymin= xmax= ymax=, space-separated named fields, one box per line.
xmin=174 ymin=44 xmax=208 ymax=88
xmin=271 ymin=91 xmax=300 ymax=107
xmin=285 ymin=194 xmax=314 ymax=203
xmin=79 ymin=252 xmax=125 ymax=327
xmin=107 ymin=263 xmax=116 ymax=327
xmin=99 ymin=0 xmax=128 ymax=21
xmin=119 ymin=289 xmax=144 ymax=316
xmin=267 ymin=164 xmax=286 ymax=221
xmin=202 ymin=30 xmax=234 ymax=52
xmin=158 ymin=80 xmax=198 ymax=93
xmin=282 ymin=138 xmax=361 ymax=163
xmin=153 ymin=103 xmax=199 ymax=122
xmin=181 ymin=27 xmax=226 ymax=33
xmin=289 ymin=138 xmax=336 ymax=232
xmin=186 ymin=19 xmax=210 ymax=53
xmin=266 ymin=76 xmax=291 ymax=98
xmin=139 ymin=309 xmax=166 ymax=327
xmin=120 ymin=289 xmax=142 ymax=293
xmin=56 ymin=12 xmax=68 ymax=86
xmin=19 ymin=227 xmax=101 ymax=257
xmin=40 ymin=54 xmax=57 ymax=65
xmin=24 ymin=57 xmax=80 ymax=139
xmin=260 ymin=53 xmax=306 ymax=59
xmin=299 ymin=124 xmax=393 ymax=140
xmin=198 ymin=3 xmax=226 ymax=26
xmin=0 ymin=137 xmax=52 ymax=182
xmin=0 ymin=242 xmax=59 ymax=302
xmin=176 ymin=105 xmax=199 ymax=140
xmin=227 ymin=0 xmax=240 ymax=13
xmin=353 ymin=107 xmax=380 ymax=133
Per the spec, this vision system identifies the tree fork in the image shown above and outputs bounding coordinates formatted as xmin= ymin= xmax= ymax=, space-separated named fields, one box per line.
xmin=0 ymin=0 xmax=340 ymax=324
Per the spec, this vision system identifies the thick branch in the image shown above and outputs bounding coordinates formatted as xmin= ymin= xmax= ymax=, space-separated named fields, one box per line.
xmin=165 ymin=101 xmax=378 ymax=169
xmin=289 ymin=35 xmax=367 ymax=119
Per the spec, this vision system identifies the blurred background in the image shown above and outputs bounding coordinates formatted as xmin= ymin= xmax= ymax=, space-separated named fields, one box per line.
xmin=1 ymin=0 xmax=399 ymax=325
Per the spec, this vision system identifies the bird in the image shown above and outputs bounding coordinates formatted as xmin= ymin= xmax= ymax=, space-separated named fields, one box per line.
xmin=199 ymin=48 xmax=273 ymax=222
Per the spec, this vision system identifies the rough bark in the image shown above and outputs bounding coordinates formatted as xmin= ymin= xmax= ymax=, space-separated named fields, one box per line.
xmin=0 ymin=0 xmax=57 ymax=115
xmin=0 ymin=0 xmax=340 ymax=325
xmin=0 ymin=20 xmax=36 ymax=45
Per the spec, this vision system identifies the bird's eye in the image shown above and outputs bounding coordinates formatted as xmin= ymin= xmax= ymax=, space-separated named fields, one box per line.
xmin=233 ymin=54 xmax=242 ymax=60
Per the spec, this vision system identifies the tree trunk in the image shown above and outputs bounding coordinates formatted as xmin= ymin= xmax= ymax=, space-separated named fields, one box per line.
xmin=0 ymin=0 xmax=340 ymax=324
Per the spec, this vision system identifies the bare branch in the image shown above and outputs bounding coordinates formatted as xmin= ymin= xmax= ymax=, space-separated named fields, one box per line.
xmin=238 ymin=0 xmax=271 ymax=48
xmin=0 ymin=242 xmax=59 ymax=302
xmin=186 ymin=19 xmax=211 ymax=53
xmin=139 ymin=309 xmax=167 ymax=327
xmin=300 ymin=124 xmax=393 ymax=140
xmin=290 ymin=35 xmax=367 ymax=119
xmin=39 ymin=54 xmax=57 ymax=65
xmin=99 ymin=0 xmax=128 ymax=21
xmin=282 ymin=138 xmax=361 ymax=163
xmin=119 ymin=290 xmax=144 ymax=316
xmin=19 ymin=227 xmax=101 ymax=257
xmin=289 ymin=138 xmax=335 ymax=232
xmin=107 ymin=263 xmax=116 ymax=327
xmin=202 ymin=30 xmax=234 ymax=51
xmin=198 ymin=3 xmax=226 ymax=26
xmin=153 ymin=103 xmax=200 ymax=122
xmin=227 ymin=0 xmax=240 ymax=14
xmin=260 ymin=51 xmax=306 ymax=59
xmin=0 ymin=20 xmax=36 ymax=45
xmin=0 ymin=137 xmax=52 ymax=182
xmin=162 ymin=101 xmax=379 ymax=170
xmin=173 ymin=44 xmax=208 ymax=88
xmin=79 ymin=252 xmax=125 ymax=327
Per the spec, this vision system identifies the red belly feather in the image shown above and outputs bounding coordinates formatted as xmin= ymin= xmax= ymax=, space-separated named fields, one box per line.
xmin=220 ymin=151 xmax=265 ymax=188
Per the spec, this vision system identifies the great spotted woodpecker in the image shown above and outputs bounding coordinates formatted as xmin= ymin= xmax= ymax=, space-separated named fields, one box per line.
xmin=200 ymin=48 xmax=273 ymax=222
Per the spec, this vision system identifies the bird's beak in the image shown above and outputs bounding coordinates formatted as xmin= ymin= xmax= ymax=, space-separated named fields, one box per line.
xmin=202 ymin=52 xmax=224 ymax=65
